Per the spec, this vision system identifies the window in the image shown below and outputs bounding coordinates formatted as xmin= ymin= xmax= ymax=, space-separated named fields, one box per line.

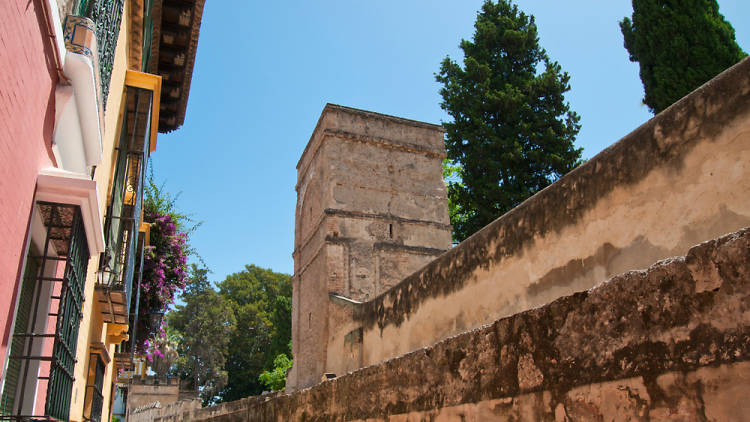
xmin=97 ymin=84 xmax=154 ymax=326
xmin=83 ymin=344 xmax=108 ymax=422
xmin=0 ymin=203 xmax=90 ymax=421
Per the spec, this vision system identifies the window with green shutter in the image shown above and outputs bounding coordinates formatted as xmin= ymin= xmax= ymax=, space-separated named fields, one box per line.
xmin=0 ymin=248 xmax=40 ymax=415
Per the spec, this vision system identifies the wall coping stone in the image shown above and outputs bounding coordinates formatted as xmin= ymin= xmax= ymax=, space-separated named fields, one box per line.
xmin=353 ymin=56 xmax=750 ymax=332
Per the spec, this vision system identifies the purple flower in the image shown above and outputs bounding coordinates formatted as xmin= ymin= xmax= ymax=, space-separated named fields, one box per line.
xmin=135 ymin=210 xmax=191 ymax=353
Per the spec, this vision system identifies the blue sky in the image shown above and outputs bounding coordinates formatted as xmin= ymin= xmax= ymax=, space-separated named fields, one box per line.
xmin=151 ymin=1 xmax=750 ymax=280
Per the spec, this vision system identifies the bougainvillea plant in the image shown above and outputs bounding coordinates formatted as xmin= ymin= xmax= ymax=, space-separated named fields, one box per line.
xmin=130 ymin=175 xmax=197 ymax=358
xmin=133 ymin=211 xmax=189 ymax=355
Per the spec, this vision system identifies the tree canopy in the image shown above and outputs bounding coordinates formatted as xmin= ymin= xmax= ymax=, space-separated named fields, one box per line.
xmin=218 ymin=265 xmax=292 ymax=401
xmin=258 ymin=353 xmax=293 ymax=392
xmin=143 ymin=174 xmax=293 ymax=401
xmin=167 ymin=264 xmax=292 ymax=402
xmin=621 ymin=0 xmax=747 ymax=114
xmin=436 ymin=0 xmax=582 ymax=242
xmin=169 ymin=265 xmax=235 ymax=405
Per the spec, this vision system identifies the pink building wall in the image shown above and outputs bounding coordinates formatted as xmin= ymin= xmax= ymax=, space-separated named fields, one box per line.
xmin=0 ymin=0 xmax=59 ymax=370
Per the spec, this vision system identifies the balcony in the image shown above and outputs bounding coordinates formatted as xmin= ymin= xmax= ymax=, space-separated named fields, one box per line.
xmin=95 ymin=215 xmax=145 ymax=325
xmin=113 ymin=352 xmax=134 ymax=382
xmin=113 ymin=350 xmax=147 ymax=383
xmin=74 ymin=0 xmax=126 ymax=109
xmin=96 ymin=84 xmax=155 ymax=325
xmin=55 ymin=15 xmax=104 ymax=177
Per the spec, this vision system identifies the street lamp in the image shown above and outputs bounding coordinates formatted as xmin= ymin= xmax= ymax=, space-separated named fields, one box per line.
xmin=149 ymin=308 xmax=165 ymax=329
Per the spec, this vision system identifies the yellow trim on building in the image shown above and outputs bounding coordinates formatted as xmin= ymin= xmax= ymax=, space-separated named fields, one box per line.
xmin=124 ymin=70 xmax=162 ymax=153
xmin=106 ymin=323 xmax=130 ymax=344
xmin=140 ymin=222 xmax=151 ymax=246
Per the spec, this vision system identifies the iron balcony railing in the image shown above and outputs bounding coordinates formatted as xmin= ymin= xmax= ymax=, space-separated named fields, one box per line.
xmin=97 ymin=86 xmax=153 ymax=325
xmin=74 ymin=0 xmax=126 ymax=109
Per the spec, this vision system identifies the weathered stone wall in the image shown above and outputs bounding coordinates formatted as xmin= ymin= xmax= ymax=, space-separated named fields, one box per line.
xmin=126 ymin=377 xmax=180 ymax=419
xmin=128 ymin=398 xmax=201 ymax=422
xmin=160 ymin=58 xmax=750 ymax=420
xmin=157 ymin=227 xmax=750 ymax=421
xmin=336 ymin=56 xmax=750 ymax=370
xmin=289 ymin=104 xmax=452 ymax=389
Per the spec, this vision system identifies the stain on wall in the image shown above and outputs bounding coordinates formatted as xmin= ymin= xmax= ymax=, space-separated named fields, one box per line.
xmin=156 ymin=227 xmax=750 ymax=421
xmin=344 ymin=57 xmax=750 ymax=368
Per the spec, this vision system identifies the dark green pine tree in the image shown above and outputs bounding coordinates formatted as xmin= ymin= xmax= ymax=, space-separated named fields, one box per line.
xmin=621 ymin=0 xmax=747 ymax=114
xmin=437 ymin=0 xmax=582 ymax=242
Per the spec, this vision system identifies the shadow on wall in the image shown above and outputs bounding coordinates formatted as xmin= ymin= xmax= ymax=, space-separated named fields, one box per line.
xmin=323 ymin=56 xmax=750 ymax=382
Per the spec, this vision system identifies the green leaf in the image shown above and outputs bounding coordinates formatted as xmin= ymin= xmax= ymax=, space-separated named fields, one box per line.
xmin=621 ymin=0 xmax=746 ymax=114
xmin=436 ymin=0 xmax=583 ymax=242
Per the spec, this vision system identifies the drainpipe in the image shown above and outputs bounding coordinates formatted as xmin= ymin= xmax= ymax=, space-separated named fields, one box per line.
xmin=36 ymin=0 xmax=70 ymax=84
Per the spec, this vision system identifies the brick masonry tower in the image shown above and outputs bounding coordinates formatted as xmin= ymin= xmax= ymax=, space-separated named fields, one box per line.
xmin=288 ymin=104 xmax=452 ymax=390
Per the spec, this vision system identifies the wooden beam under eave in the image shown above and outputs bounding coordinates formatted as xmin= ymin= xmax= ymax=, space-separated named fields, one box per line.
xmin=148 ymin=0 xmax=205 ymax=133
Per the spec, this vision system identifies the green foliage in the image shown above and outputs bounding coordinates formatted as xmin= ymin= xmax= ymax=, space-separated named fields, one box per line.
xmin=135 ymin=174 xmax=195 ymax=355
xmin=258 ymin=353 xmax=293 ymax=391
xmin=621 ymin=0 xmax=746 ymax=114
xmin=167 ymin=264 xmax=292 ymax=403
xmin=441 ymin=159 xmax=466 ymax=245
xmin=169 ymin=265 xmax=236 ymax=405
xmin=217 ymin=265 xmax=292 ymax=402
xmin=144 ymin=171 xmax=203 ymax=258
xmin=436 ymin=0 xmax=582 ymax=242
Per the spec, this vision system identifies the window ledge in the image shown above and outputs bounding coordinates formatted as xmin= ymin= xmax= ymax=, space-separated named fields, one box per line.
xmin=36 ymin=168 xmax=105 ymax=255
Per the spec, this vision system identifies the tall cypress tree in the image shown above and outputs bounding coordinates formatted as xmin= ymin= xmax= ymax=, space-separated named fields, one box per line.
xmin=621 ymin=0 xmax=747 ymax=114
xmin=437 ymin=0 xmax=582 ymax=242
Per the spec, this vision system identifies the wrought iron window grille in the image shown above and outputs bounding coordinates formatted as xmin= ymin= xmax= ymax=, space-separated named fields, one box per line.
xmin=83 ymin=353 xmax=106 ymax=422
xmin=128 ymin=232 xmax=146 ymax=359
xmin=0 ymin=203 xmax=90 ymax=422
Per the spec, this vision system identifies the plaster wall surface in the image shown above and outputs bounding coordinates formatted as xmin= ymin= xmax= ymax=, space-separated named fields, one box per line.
xmin=1 ymin=1 xmax=150 ymax=420
xmin=155 ymin=227 xmax=750 ymax=421
xmin=0 ymin=0 xmax=58 ymax=366
xmin=290 ymin=104 xmax=452 ymax=390
xmin=347 ymin=56 xmax=750 ymax=368
xmin=70 ymin=7 xmax=131 ymax=419
xmin=54 ymin=0 xmax=76 ymax=27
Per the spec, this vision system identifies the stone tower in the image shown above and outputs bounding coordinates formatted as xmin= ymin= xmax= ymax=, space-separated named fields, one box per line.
xmin=288 ymin=104 xmax=452 ymax=390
